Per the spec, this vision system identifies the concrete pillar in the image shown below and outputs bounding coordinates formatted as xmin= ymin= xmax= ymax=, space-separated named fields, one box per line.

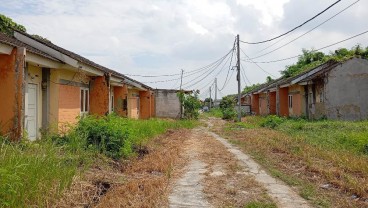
xmin=42 ymin=68 xmax=50 ymax=130
xmin=90 ymin=75 xmax=110 ymax=116
xmin=0 ymin=47 xmax=26 ymax=141
xmin=276 ymin=85 xmax=280 ymax=116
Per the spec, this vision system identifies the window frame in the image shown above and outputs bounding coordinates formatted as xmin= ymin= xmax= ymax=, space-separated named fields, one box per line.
xmin=288 ymin=95 xmax=293 ymax=109
xmin=80 ymin=87 xmax=89 ymax=115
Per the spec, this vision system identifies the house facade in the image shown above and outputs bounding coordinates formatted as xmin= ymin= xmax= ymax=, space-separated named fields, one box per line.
xmin=248 ymin=58 xmax=368 ymax=121
xmin=0 ymin=31 xmax=155 ymax=141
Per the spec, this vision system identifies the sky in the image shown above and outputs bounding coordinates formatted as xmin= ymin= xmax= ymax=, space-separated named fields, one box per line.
xmin=0 ymin=0 xmax=367 ymax=99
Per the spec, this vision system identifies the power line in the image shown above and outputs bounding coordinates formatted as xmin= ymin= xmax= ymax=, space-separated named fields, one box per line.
xmin=240 ymin=48 xmax=277 ymax=77
xmin=240 ymin=62 xmax=251 ymax=86
xmin=240 ymin=0 xmax=341 ymax=44
xmin=144 ymin=47 xmax=235 ymax=84
xmin=182 ymin=42 xmax=237 ymax=89
xmin=242 ymin=29 xmax=368 ymax=64
xmin=246 ymin=0 xmax=360 ymax=60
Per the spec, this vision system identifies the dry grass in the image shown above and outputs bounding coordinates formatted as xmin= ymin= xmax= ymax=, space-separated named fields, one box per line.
xmin=194 ymin=127 xmax=276 ymax=207
xmin=96 ymin=129 xmax=190 ymax=208
xmin=211 ymin=117 xmax=368 ymax=208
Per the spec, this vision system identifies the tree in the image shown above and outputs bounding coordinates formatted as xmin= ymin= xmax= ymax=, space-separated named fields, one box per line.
xmin=266 ymin=76 xmax=273 ymax=83
xmin=177 ymin=91 xmax=201 ymax=120
xmin=243 ymin=83 xmax=261 ymax=94
xmin=0 ymin=14 xmax=26 ymax=35
xmin=219 ymin=96 xmax=236 ymax=120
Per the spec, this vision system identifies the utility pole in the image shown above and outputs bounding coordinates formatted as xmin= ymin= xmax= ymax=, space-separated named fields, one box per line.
xmin=236 ymin=34 xmax=241 ymax=122
xmin=179 ymin=69 xmax=184 ymax=90
xmin=209 ymin=86 xmax=212 ymax=109
xmin=214 ymin=78 xmax=217 ymax=107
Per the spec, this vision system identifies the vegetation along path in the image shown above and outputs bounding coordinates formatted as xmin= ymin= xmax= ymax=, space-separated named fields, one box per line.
xmin=168 ymin=119 xmax=310 ymax=207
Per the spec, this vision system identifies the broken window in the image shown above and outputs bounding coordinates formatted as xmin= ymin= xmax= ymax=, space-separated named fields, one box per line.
xmin=288 ymin=95 xmax=293 ymax=109
xmin=80 ymin=88 xmax=89 ymax=115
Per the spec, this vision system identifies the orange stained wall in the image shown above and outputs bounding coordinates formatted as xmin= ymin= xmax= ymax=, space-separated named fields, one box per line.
xmin=251 ymin=94 xmax=259 ymax=115
xmin=0 ymin=47 xmax=25 ymax=141
xmin=113 ymin=85 xmax=128 ymax=117
xmin=90 ymin=76 xmax=109 ymax=116
xmin=58 ymin=84 xmax=80 ymax=130
xmin=269 ymin=91 xmax=276 ymax=115
xmin=259 ymin=93 xmax=268 ymax=115
xmin=139 ymin=90 xmax=152 ymax=119
xmin=279 ymin=87 xmax=289 ymax=117
xmin=290 ymin=93 xmax=302 ymax=117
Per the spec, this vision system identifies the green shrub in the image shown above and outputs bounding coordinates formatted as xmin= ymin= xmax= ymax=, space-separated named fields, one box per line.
xmin=260 ymin=115 xmax=286 ymax=129
xmin=178 ymin=91 xmax=201 ymax=119
xmin=220 ymin=96 xmax=237 ymax=120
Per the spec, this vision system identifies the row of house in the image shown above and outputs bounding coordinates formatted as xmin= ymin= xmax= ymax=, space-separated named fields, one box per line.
xmin=0 ymin=31 xmax=183 ymax=141
xmin=242 ymin=58 xmax=368 ymax=120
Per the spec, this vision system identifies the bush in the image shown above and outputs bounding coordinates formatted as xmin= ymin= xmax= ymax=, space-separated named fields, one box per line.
xmin=260 ymin=115 xmax=286 ymax=129
xmin=178 ymin=91 xmax=201 ymax=119
xmin=219 ymin=96 xmax=237 ymax=120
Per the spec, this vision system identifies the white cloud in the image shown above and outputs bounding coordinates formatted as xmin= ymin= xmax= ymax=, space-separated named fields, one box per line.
xmin=0 ymin=0 xmax=365 ymax=99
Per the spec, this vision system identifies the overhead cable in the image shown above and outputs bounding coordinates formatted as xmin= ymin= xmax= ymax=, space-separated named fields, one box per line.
xmin=240 ymin=0 xmax=341 ymax=44
xmin=246 ymin=0 xmax=360 ymax=60
xmin=242 ymin=29 xmax=368 ymax=64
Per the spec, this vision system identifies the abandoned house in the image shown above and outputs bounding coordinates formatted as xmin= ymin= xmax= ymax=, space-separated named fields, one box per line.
xmin=0 ymin=31 xmax=156 ymax=141
xmin=247 ymin=57 xmax=368 ymax=120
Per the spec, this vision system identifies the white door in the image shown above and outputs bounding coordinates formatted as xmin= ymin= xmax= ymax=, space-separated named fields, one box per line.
xmin=26 ymin=84 xmax=38 ymax=141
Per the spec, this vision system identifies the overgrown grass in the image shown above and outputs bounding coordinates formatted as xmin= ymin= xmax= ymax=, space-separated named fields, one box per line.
xmin=243 ymin=201 xmax=277 ymax=208
xmin=0 ymin=116 xmax=198 ymax=207
xmin=221 ymin=116 xmax=368 ymax=207
xmin=204 ymin=108 xmax=223 ymax=118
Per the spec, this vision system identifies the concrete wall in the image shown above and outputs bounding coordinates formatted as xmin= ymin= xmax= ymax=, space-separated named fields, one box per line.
xmin=90 ymin=76 xmax=109 ymax=116
xmin=58 ymin=84 xmax=80 ymax=130
xmin=155 ymin=90 xmax=181 ymax=119
xmin=324 ymin=58 xmax=368 ymax=120
xmin=0 ymin=47 xmax=25 ymax=141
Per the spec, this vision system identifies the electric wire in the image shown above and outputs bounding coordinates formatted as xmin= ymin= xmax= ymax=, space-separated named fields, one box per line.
xmin=240 ymin=0 xmax=341 ymax=44
xmin=240 ymin=62 xmax=251 ymax=86
xmin=242 ymin=29 xmax=368 ymax=64
xmin=240 ymin=48 xmax=277 ymax=77
xmin=144 ymin=47 xmax=235 ymax=84
xmin=245 ymin=0 xmax=360 ymax=60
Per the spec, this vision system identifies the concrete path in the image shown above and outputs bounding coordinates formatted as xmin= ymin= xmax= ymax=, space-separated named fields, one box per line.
xmin=207 ymin=129 xmax=311 ymax=208
xmin=168 ymin=129 xmax=212 ymax=208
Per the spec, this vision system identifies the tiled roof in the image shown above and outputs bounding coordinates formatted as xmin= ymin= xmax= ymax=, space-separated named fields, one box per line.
xmin=14 ymin=30 xmax=153 ymax=90
xmin=0 ymin=32 xmax=62 ymax=62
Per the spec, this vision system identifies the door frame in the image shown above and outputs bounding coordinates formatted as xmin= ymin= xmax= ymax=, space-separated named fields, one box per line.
xmin=25 ymin=83 xmax=38 ymax=140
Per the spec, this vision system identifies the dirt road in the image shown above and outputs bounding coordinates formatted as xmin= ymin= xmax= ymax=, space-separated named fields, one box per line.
xmin=168 ymin=120 xmax=311 ymax=208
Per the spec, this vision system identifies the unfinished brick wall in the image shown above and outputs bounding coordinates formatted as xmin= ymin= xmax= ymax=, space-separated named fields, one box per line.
xmin=0 ymin=47 xmax=25 ymax=141
xmin=113 ymin=85 xmax=128 ymax=117
xmin=251 ymin=94 xmax=259 ymax=115
xmin=90 ymin=76 xmax=109 ymax=116
xmin=269 ymin=91 xmax=276 ymax=115
xmin=58 ymin=84 xmax=80 ymax=130
xmin=150 ymin=92 xmax=155 ymax=117
xmin=259 ymin=93 xmax=268 ymax=115
xmin=279 ymin=87 xmax=289 ymax=117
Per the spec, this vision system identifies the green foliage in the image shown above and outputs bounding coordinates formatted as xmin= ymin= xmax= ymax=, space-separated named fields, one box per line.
xmin=0 ymin=116 xmax=198 ymax=207
xmin=219 ymin=96 xmax=236 ymax=120
xmin=244 ymin=201 xmax=277 ymax=208
xmin=266 ymin=76 xmax=273 ymax=83
xmin=0 ymin=14 xmax=26 ymax=35
xmin=243 ymin=83 xmax=261 ymax=94
xmin=206 ymin=108 xmax=223 ymax=118
xmin=177 ymin=91 xmax=201 ymax=119
xmin=259 ymin=115 xmax=286 ymax=129
xmin=281 ymin=46 xmax=368 ymax=78
xmin=0 ymin=139 xmax=92 ymax=207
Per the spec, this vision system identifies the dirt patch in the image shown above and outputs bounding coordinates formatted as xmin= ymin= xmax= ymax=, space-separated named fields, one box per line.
xmin=96 ymin=129 xmax=190 ymax=208
xmin=55 ymin=129 xmax=191 ymax=208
